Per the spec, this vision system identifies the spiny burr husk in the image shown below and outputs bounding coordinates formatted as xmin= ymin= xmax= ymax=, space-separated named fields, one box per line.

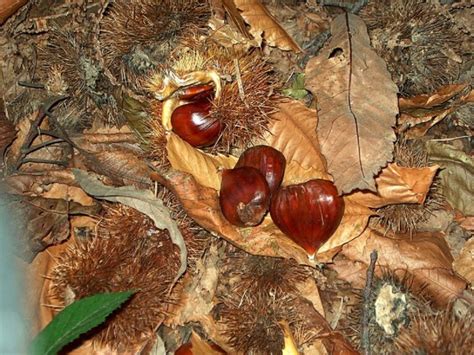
xmin=215 ymin=293 xmax=307 ymax=355
xmin=157 ymin=185 xmax=212 ymax=269
xmin=38 ymin=28 xmax=124 ymax=128
xmin=372 ymin=137 xmax=444 ymax=235
xmin=394 ymin=307 xmax=474 ymax=354
xmin=100 ymin=0 xmax=210 ymax=91
xmin=339 ymin=270 xmax=432 ymax=353
xmin=146 ymin=43 xmax=279 ymax=163
xmin=361 ymin=0 xmax=463 ymax=96
xmin=50 ymin=204 xmax=180 ymax=351
xmin=221 ymin=248 xmax=312 ymax=298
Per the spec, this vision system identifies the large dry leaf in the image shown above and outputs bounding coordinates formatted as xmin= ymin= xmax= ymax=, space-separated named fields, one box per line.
xmin=166 ymin=133 xmax=237 ymax=190
xmin=453 ymin=238 xmax=474 ymax=284
xmin=154 ymin=169 xmax=372 ymax=265
xmin=263 ymin=100 xmax=328 ymax=178
xmin=426 ymin=141 xmax=474 ymax=215
xmin=233 ymin=0 xmax=301 ymax=52
xmin=351 ymin=163 xmax=439 ymax=208
xmin=73 ymin=169 xmax=187 ymax=281
xmin=317 ymin=195 xmax=374 ymax=262
xmin=340 ymin=229 xmax=467 ymax=306
xmin=305 ymin=13 xmax=398 ymax=194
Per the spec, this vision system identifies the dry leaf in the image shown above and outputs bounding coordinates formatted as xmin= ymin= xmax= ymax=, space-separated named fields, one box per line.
xmin=208 ymin=17 xmax=258 ymax=51
xmin=155 ymin=170 xmax=312 ymax=264
xmin=317 ymin=195 xmax=374 ymax=262
xmin=340 ymin=229 xmax=467 ymax=305
xmin=166 ymin=133 xmax=237 ymax=190
xmin=399 ymin=83 xmax=469 ymax=110
xmin=263 ymin=100 xmax=328 ymax=178
xmin=351 ymin=163 xmax=439 ymax=208
xmin=0 ymin=115 xmax=16 ymax=161
xmin=305 ymin=13 xmax=398 ymax=194
xmin=183 ymin=331 xmax=226 ymax=355
xmin=39 ymin=183 xmax=95 ymax=206
xmin=453 ymin=238 xmax=474 ymax=284
xmin=426 ymin=141 xmax=474 ymax=215
xmin=283 ymin=161 xmax=328 ymax=185
xmin=233 ymin=0 xmax=302 ymax=52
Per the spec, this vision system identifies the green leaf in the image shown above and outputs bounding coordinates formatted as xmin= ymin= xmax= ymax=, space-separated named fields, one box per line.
xmin=30 ymin=291 xmax=133 ymax=355
xmin=282 ymin=73 xmax=308 ymax=100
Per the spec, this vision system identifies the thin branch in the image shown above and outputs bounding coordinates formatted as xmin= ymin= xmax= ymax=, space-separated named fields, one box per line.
xmin=361 ymin=250 xmax=378 ymax=355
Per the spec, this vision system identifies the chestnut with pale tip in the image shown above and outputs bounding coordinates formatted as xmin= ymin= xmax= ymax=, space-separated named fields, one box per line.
xmin=270 ymin=179 xmax=344 ymax=258
xmin=171 ymin=99 xmax=222 ymax=147
xmin=235 ymin=145 xmax=286 ymax=194
xmin=220 ymin=167 xmax=271 ymax=227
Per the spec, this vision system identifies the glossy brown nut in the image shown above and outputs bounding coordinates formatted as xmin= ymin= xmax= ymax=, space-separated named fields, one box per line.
xmin=235 ymin=145 xmax=286 ymax=194
xmin=171 ymin=100 xmax=222 ymax=147
xmin=270 ymin=179 xmax=344 ymax=256
xmin=177 ymin=84 xmax=214 ymax=101
xmin=220 ymin=167 xmax=271 ymax=227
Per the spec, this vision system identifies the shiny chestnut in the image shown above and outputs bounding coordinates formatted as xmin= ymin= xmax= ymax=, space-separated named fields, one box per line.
xmin=235 ymin=145 xmax=286 ymax=194
xmin=178 ymin=84 xmax=214 ymax=101
xmin=220 ymin=167 xmax=271 ymax=227
xmin=171 ymin=99 xmax=222 ymax=147
xmin=270 ymin=179 xmax=344 ymax=256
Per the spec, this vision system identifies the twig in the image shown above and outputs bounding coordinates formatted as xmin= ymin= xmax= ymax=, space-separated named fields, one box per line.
xmin=430 ymin=135 xmax=470 ymax=142
xmin=361 ymin=250 xmax=378 ymax=355
xmin=234 ymin=58 xmax=246 ymax=103
xmin=18 ymin=81 xmax=45 ymax=89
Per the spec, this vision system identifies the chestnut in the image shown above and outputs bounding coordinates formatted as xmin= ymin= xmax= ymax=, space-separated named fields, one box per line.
xmin=270 ymin=179 xmax=344 ymax=257
xmin=235 ymin=145 xmax=286 ymax=194
xmin=171 ymin=99 xmax=222 ymax=147
xmin=178 ymin=84 xmax=214 ymax=101
xmin=219 ymin=167 xmax=271 ymax=227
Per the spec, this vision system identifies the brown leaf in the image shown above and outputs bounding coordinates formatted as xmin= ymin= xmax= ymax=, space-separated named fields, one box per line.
xmin=157 ymin=170 xmax=312 ymax=265
xmin=398 ymin=87 xmax=473 ymax=137
xmin=233 ymin=0 xmax=302 ymax=52
xmin=399 ymin=83 xmax=469 ymax=110
xmin=340 ymin=229 xmax=467 ymax=305
xmin=166 ymin=133 xmax=237 ymax=190
xmin=351 ymin=163 xmax=439 ymax=208
xmin=317 ymin=195 xmax=374 ymax=262
xmin=305 ymin=13 xmax=398 ymax=194
xmin=263 ymin=100 xmax=328 ymax=178
xmin=453 ymin=238 xmax=474 ymax=284
xmin=208 ymin=18 xmax=259 ymax=51
xmin=184 ymin=331 xmax=226 ymax=355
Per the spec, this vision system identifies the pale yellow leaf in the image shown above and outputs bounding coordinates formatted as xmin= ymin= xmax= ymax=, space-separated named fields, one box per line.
xmin=166 ymin=133 xmax=237 ymax=190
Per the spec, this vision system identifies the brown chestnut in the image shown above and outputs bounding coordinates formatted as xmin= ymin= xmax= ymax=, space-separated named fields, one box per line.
xmin=270 ymin=179 xmax=344 ymax=257
xmin=177 ymin=84 xmax=214 ymax=101
xmin=220 ymin=167 xmax=271 ymax=227
xmin=235 ymin=145 xmax=286 ymax=194
xmin=171 ymin=99 xmax=222 ymax=147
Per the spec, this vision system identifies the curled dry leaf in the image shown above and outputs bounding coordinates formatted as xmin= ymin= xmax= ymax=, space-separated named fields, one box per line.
xmin=158 ymin=169 xmax=311 ymax=265
xmin=453 ymin=238 xmax=474 ymax=284
xmin=165 ymin=132 xmax=371 ymax=263
xmin=305 ymin=13 xmax=398 ymax=194
xmin=340 ymin=229 xmax=467 ymax=306
xmin=351 ymin=163 xmax=439 ymax=209
xmin=208 ymin=18 xmax=259 ymax=51
xmin=166 ymin=133 xmax=237 ymax=190
xmin=262 ymin=100 xmax=328 ymax=179
xmin=398 ymin=87 xmax=473 ymax=137
xmin=233 ymin=0 xmax=302 ymax=52
xmin=399 ymin=83 xmax=470 ymax=110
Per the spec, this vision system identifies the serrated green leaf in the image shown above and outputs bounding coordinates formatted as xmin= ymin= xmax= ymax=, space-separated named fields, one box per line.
xmin=30 ymin=291 xmax=133 ymax=355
